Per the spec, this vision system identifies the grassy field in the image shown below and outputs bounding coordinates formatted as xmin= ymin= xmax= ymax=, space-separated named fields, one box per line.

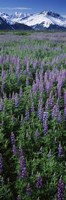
xmin=0 ymin=31 xmax=66 ymax=200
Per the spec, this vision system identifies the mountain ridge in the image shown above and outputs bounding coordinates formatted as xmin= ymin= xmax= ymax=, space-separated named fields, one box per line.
xmin=0 ymin=10 xmax=66 ymax=30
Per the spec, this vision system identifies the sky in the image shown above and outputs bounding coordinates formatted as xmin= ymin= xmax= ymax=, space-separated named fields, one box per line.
xmin=0 ymin=0 xmax=66 ymax=15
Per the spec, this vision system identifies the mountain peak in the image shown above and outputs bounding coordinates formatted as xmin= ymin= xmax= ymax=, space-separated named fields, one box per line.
xmin=0 ymin=10 xmax=66 ymax=30
xmin=46 ymin=11 xmax=60 ymax=18
xmin=39 ymin=10 xmax=61 ymax=18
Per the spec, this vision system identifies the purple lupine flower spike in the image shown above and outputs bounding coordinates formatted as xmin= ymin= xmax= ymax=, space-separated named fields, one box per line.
xmin=0 ymin=98 xmax=4 ymax=111
xmin=19 ymin=148 xmax=27 ymax=178
xmin=31 ymin=100 xmax=34 ymax=114
xmin=33 ymin=60 xmax=37 ymax=70
xmin=58 ymin=143 xmax=63 ymax=157
xmin=12 ymin=144 xmax=17 ymax=156
xmin=64 ymin=90 xmax=66 ymax=107
xmin=37 ymin=97 xmax=43 ymax=122
xmin=14 ymin=93 xmax=19 ymax=108
xmin=11 ymin=132 xmax=15 ymax=145
xmin=64 ymin=106 xmax=66 ymax=120
xmin=52 ymin=101 xmax=59 ymax=119
xmin=25 ymin=106 xmax=29 ymax=121
xmin=58 ymin=111 xmax=62 ymax=123
xmin=57 ymin=179 xmax=65 ymax=200
xmin=43 ymin=112 xmax=48 ymax=123
xmin=43 ymin=112 xmax=48 ymax=135
xmin=36 ymin=176 xmax=42 ymax=189
xmin=43 ymin=120 xmax=48 ymax=135
xmin=10 ymin=132 xmax=17 ymax=156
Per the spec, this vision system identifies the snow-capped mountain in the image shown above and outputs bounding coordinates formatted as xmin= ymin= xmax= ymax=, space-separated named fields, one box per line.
xmin=0 ymin=11 xmax=66 ymax=30
xmin=21 ymin=11 xmax=66 ymax=29
xmin=0 ymin=12 xmax=31 ymax=25
xmin=0 ymin=15 xmax=32 ymax=30
xmin=0 ymin=12 xmax=9 ymax=20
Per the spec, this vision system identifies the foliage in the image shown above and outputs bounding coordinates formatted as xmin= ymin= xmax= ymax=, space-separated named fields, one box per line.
xmin=0 ymin=31 xmax=66 ymax=200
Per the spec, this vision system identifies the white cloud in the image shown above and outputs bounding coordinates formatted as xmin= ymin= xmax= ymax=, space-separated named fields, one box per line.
xmin=0 ymin=7 xmax=31 ymax=10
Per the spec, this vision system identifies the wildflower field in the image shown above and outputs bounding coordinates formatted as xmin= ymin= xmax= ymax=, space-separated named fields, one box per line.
xmin=0 ymin=31 xmax=66 ymax=200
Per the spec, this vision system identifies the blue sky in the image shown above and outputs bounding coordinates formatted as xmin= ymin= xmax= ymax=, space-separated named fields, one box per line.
xmin=0 ymin=0 xmax=66 ymax=15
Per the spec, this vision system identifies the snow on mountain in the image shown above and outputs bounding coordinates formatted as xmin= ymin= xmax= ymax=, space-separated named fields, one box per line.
xmin=0 ymin=11 xmax=66 ymax=30
xmin=0 ymin=12 xmax=9 ymax=20
xmin=0 ymin=12 xmax=31 ymax=25
xmin=10 ymin=12 xmax=31 ymax=25
xmin=22 ymin=12 xmax=52 ymax=28
xmin=21 ymin=11 xmax=66 ymax=28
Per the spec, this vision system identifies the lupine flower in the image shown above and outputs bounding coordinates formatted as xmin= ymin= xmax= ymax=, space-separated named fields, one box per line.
xmin=26 ymin=77 xmax=29 ymax=86
xmin=52 ymin=101 xmax=59 ymax=119
xmin=14 ymin=93 xmax=19 ymax=108
xmin=0 ymin=98 xmax=4 ymax=111
xmin=10 ymin=132 xmax=16 ymax=156
xmin=64 ymin=106 xmax=66 ymax=120
xmin=25 ymin=106 xmax=29 ymax=121
xmin=48 ymin=93 xmax=54 ymax=108
xmin=58 ymin=143 xmax=63 ymax=157
xmin=12 ymin=144 xmax=17 ymax=156
xmin=32 ymin=81 xmax=37 ymax=95
xmin=37 ymin=98 xmax=43 ymax=122
xmin=45 ymin=99 xmax=49 ymax=111
xmin=45 ymin=81 xmax=50 ymax=94
xmin=1 ymin=80 xmax=5 ymax=94
xmin=42 ymin=112 xmax=48 ymax=123
xmin=57 ymin=179 xmax=65 ymax=200
xmin=31 ymin=99 xmax=34 ymax=114
xmin=57 ymin=86 xmax=61 ymax=99
xmin=43 ymin=112 xmax=48 ymax=135
xmin=16 ymin=57 xmax=20 ymax=76
xmin=36 ymin=176 xmax=42 ymax=189
xmin=19 ymin=148 xmax=27 ymax=178
xmin=3 ymin=92 xmax=6 ymax=99
xmin=26 ymin=183 xmax=32 ymax=196
xmin=33 ymin=60 xmax=37 ymax=70
xmin=26 ymin=60 xmax=30 ymax=75
xmin=0 ymin=154 xmax=3 ymax=174
xmin=39 ymin=82 xmax=43 ymax=94
xmin=58 ymin=111 xmax=62 ymax=123
xmin=1 ymin=67 xmax=5 ymax=79
xmin=11 ymin=132 xmax=15 ymax=145
xmin=45 ymin=80 xmax=52 ymax=94
xmin=64 ymin=90 xmax=66 ymax=106
xmin=43 ymin=120 xmax=48 ymax=135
